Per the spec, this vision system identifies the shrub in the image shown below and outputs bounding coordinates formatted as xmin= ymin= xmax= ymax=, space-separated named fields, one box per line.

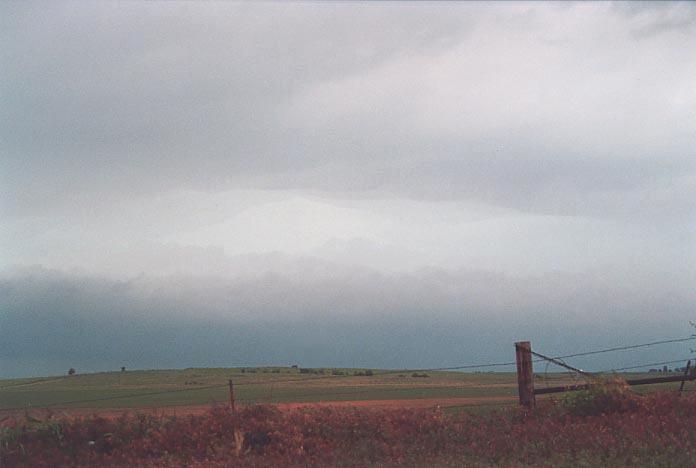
xmin=560 ymin=377 xmax=640 ymax=416
xmin=299 ymin=368 xmax=326 ymax=375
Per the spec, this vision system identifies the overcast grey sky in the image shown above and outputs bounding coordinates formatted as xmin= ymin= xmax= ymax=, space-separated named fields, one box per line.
xmin=2 ymin=2 xmax=696 ymax=378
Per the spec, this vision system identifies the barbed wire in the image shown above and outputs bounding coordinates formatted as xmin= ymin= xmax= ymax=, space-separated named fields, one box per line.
xmin=599 ymin=358 xmax=693 ymax=373
xmin=549 ymin=337 xmax=695 ymax=361
xmin=236 ymin=336 xmax=695 ymax=385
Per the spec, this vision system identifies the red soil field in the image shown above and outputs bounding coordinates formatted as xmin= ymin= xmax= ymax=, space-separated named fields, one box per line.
xmin=1 ymin=396 xmax=516 ymax=424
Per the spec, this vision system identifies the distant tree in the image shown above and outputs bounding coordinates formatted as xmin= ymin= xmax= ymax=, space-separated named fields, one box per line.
xmin=121 ymin=366 xmax=126 ymax=372
xmin=68 ymin=368 xmax=76 ymax=376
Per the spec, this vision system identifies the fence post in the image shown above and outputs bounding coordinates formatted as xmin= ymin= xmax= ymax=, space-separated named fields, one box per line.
xmin=515 ymin=341 xmax=535 ymax=408
xmin=679 ymin=360 xmax=691 ymax=395
xmin=228 ymin=379 xmax=235 ymax=411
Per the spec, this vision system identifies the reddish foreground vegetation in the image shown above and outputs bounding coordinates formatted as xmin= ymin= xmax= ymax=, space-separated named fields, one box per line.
xmin=4 ymin=384 xmax=696 ymax=467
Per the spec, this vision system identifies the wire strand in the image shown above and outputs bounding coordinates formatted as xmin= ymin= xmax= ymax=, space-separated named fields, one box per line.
xmin=600 ymin=358 xmax=693 ymax=373
xmin=550 ymin=337 xmax=695 ymax=360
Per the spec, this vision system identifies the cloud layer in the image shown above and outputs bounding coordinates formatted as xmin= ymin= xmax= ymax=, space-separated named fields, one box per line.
xmin=2 ymin=2 xmax=695 ymax=377
xmin=3 ymin=2 xmax=695 ymax=218
xmin=2 ymin=262 xmax=693 ymax=378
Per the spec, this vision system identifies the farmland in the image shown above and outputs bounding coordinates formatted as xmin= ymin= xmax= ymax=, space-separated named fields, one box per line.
xmin=1 ymin=367 xmax=525 ymax=414
xmin=1 ymin=367 xmax=683 ymax=414
xmin=4 ymin=381 xmax=696 ymax=467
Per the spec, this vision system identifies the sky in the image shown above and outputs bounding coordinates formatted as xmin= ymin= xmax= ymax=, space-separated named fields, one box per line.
xmin=2 ymin=1 xmax=696 ymax=378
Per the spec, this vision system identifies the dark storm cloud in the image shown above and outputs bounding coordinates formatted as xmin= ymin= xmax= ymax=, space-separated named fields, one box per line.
xmin=2 ymin=265 xmax=694 ymax=378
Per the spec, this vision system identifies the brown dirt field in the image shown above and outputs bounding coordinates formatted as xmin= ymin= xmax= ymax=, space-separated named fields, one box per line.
xmin=1 ymin=396 xmax=517 ymax=424
xmin=276 ymin=396 xmax=515 ymax=410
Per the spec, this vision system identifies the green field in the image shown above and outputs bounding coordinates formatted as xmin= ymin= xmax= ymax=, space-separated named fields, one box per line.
xmin=0 ymin=367 xmax=683 ymax=412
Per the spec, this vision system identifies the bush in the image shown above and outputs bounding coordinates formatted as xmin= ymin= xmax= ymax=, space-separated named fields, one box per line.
xmin=560 ymin=377 xmax=640 ymax=416
xmin=299 ymin=368 xmax=326 ymax=375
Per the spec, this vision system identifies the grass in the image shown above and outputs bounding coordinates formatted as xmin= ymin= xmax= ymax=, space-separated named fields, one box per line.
xmin=4 ymin=389 xmax=696 ymax=467
xmin=1 ymin=367 xmax=686 ymax=411
xmin=0 ymin=367 xmax=520 ymax=410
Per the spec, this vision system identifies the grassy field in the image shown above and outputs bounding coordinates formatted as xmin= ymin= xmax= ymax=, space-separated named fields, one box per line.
xmin=0 ymin=367 xmax=685 ymax=412
xmin=5 ymin=386 xmax=696 ymax=467
xmin=0 ymin=367 xmax=518 ymax=410
xmin=4 ymin=370 xmax=696 ymax=466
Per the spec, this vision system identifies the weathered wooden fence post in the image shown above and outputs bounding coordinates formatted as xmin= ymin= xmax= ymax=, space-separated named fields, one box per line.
xmin=228 ymin=379 xmax=235 ymax=411
xmin=515 ymin=341 xmax=535 ymax=408
xmin=679 ymin=360 xmax=692 ymax=395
